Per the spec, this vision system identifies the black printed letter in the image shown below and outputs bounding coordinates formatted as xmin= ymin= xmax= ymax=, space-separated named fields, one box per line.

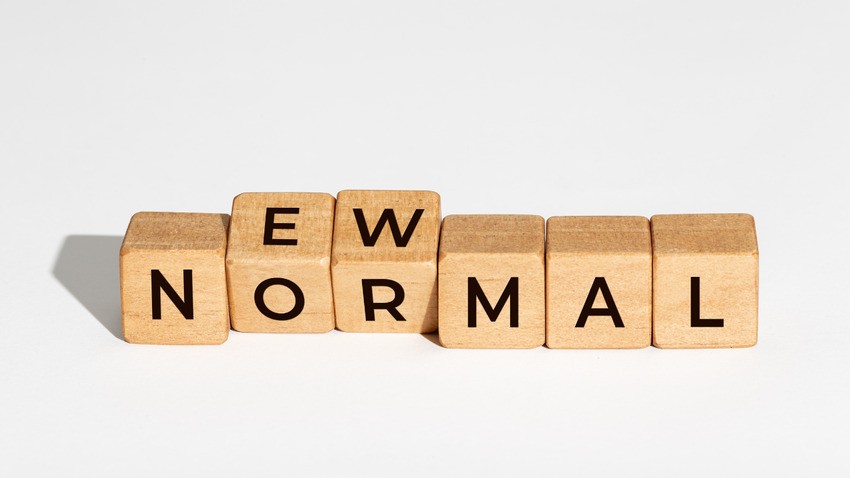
xmin=690 ymin=277 xmax=724 ymax=327
xmin=254 ymin=278 xmax=305 ymax=321
xmin=151 ymin=269 xmax=193 ymax=320
xmin=362 ymin=279 xmax=406 ymax=321
xmin=468 ymin=277 xmax=519 ymax=328
xmin=353 ymin=208 xmax=424 ymax=247
xmin=263 ymin=207 xmax=300 ymax=245
xmin=576 ymin=277 xmax=624 ymax=328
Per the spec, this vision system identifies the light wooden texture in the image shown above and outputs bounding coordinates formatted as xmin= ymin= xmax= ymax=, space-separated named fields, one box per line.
xmin=120 ymin=212 xmax=230 ymax=345
xmin=546 ymin=216 xmax=652 ymax=349
xmin=438 ymin=215 xmax=545 ymax=348
xmin=651 ymin=213 xmax=759 ymax=348
xmin=331 ymin=190 xmax=440 ymax=333
xmin=226 ymin=192 xmax=335 ymax=333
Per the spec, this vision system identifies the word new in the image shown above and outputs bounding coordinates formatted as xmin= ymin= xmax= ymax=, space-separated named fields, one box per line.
xmin=119 ymin=190 xmax=758 ymax=349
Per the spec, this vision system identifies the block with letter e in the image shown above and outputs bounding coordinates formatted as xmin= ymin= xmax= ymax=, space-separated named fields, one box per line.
xmin=120 ymin=212 xmax=230 ymax=345
xmin=546 ymin=216 xmax=652 ymax=349
xmin=438 ymin=215 xmax=545 ymax=348
xmin=226 ymin=192 xmax=336 ymax=333
xmin=331 ymin=190 xmax=441 ymax=333
xmin=651 ymin=213 xmax=759 ymax=348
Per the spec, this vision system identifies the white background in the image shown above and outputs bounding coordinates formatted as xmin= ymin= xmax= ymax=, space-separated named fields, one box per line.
xmin=2 ymin=1 xmax=848 ymax=476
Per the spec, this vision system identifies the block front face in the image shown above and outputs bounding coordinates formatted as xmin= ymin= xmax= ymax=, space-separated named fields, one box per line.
xmin=120 ymin=212 xmax=230 ymax=345
xmin=438 ymin=215 xmax=545 ymax=349
xmin=546 ymin=216 xmax=651 ymax=349
xmin=651 ymin=214 xmax=759 ymax=348
xmin=331 ymin=190 xmax=440 ymax=333
xmin=226 ymin=193 xmax=335 ymax=333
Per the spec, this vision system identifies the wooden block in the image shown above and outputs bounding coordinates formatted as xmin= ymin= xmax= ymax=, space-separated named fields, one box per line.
xmin=331 ymin=190 xmax=441 ymax=333
xmin=226 ymin=192 xmax=336 ymax=333
xmin=546 ymin=216 xmax=652 ymax=349
xmin=120 ymin=212 xmax=230 ymax=345
xmin=651 ymin=213 xmax=759 ymax=348
xmin=438 ymin=215 xmax=545 ymax=348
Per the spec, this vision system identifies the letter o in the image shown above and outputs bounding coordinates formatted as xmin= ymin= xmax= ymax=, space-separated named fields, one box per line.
xmin=254 ymin=278 xmax=305 ymax=321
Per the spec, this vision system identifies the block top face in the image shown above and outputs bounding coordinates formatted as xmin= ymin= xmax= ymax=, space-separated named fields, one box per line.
xmin=332 ymin=190 xmax=441 ymax=264
xmin=440 ymin=215 xmax=545 ymax=256
xmin=227 ymin=192 xmax=335 ymax=262
xmin=547 ymin=216 xmax=650 ymax=256
xmin=121 ymin=212 xmax=229 ymax=252
xmin=651 ymin=213 xmax=758 ymax=255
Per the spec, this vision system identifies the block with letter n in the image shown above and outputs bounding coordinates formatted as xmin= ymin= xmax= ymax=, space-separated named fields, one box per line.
xmin=120 ymin=212 xmax=230 ymax=345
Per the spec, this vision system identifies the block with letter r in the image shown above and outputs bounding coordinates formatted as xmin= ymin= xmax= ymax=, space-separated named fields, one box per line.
xmin=331 ymin=190 xmax=441 ymax=333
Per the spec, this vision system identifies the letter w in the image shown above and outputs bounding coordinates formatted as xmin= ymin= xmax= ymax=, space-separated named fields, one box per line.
xmin=353 ymin=208 xmax=424 ymax=247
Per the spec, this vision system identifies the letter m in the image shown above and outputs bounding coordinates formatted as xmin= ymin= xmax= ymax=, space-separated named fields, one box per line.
xmin=467 ymin=277 xmax=519 ymax=328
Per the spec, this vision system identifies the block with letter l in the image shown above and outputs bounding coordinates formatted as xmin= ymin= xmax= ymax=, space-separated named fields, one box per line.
xmin=120 ymin=212 xmax=230 ymax=345
xmin=651 ymin=213 xmax=759 ymax=348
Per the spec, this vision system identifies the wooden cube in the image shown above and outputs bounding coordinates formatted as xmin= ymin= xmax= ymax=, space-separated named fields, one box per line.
xmin=651 ymin=213 xmax=759 ymax=348
xmin=546 ymin=216 xmax=652 ymax=349
xmin=226 ymin=192 xmax=336 ymax=333
xmin=438 ymin=215 xmax=545 ymax=348
xmin=331 ymin=190 xmax=441 ymax=333
xmin=120 ymin=212 xmax=230 ymax=345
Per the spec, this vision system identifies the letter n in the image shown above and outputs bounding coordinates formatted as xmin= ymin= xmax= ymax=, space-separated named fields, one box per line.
xmin=151 ymin=269 xmax=193 ymax=320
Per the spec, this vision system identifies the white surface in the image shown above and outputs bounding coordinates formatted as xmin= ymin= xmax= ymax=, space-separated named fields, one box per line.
xmin=2 ymin=1 xmax=849 ymax=476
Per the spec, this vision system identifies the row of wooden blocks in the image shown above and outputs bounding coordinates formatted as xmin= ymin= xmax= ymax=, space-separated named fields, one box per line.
xmin=119 ymin=190 xmax=759 ymax=348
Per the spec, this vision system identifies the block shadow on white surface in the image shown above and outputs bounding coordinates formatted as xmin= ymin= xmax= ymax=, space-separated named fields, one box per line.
xmin=53 ymin=235 xmax=123 ymax=340
xmin=421 ymin=332 xmax=442 ymax=347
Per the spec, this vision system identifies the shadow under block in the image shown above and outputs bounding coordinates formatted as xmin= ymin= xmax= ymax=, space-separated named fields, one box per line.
xmin=331 ymin=190 xmax=441 ymax=333
xmin=438 ymin=215 xmax=545 ymax=349
xmin=651 ymin=213 xmax=759 ymax=348
xmin=226 ymin=193 xmax=335 ymax=333
xmin=120 ymin=212 xmax=230 ymax=345
xmin=546 ymin=216 xmax=652 ymax=349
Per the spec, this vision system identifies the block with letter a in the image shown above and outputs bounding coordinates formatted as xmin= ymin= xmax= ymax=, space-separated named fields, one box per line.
xmin=546 ymin=216 xmax=652 ymax=349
